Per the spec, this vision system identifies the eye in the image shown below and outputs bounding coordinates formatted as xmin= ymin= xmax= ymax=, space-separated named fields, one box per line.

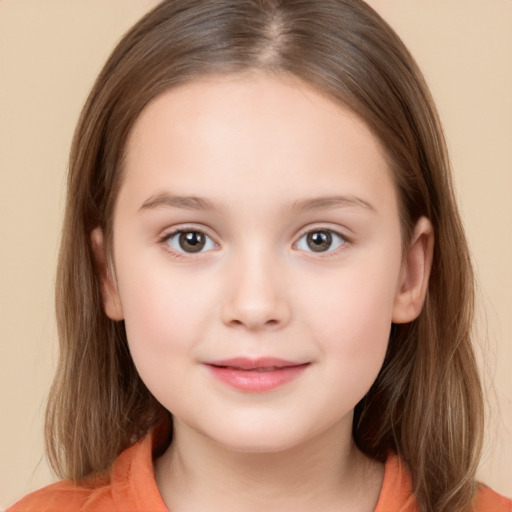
xmin=295 ymin=229 xmax=346 ymax=253
xmin=163 ymin=229 xmax=217 ymax=254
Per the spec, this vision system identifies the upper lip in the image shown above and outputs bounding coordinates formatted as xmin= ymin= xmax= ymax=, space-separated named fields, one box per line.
xmin=205 ymin=357 xmax=307 ymax=370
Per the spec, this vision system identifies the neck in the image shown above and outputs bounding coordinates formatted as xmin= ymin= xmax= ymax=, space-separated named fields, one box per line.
xmin=154 ymin=418 xmax=384 ymax=512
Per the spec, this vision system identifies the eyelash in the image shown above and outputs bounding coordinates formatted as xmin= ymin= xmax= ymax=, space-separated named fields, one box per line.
xmin=158 ymin=226 xmax=350 ymax=260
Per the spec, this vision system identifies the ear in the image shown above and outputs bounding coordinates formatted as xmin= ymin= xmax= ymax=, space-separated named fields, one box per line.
xmin=90 ymin=227 xmax=124 ymax=321
xmin=392 ymin=217 xmax=434 ymax=324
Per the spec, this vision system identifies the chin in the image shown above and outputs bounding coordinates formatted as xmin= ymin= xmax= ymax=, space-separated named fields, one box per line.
xmin=196 ymin=418 xmax=324 ymax=455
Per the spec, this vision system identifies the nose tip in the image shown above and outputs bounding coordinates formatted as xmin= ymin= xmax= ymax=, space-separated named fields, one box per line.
xmin=225 ymin=309 xmax=284 ymax=331
xmin=220 ymin=260 xmax=291 ymax=331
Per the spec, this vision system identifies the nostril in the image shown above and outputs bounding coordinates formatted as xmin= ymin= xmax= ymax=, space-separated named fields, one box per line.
xmin=220 ymin=278 xmax=291 ymax=330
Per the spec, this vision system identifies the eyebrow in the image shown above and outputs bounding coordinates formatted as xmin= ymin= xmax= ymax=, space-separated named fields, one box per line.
xmin=290 ymin=195 xmax=376 ymax=213
xmin=139 ymin=192 xmax=376 ymax=214
xmin=139 ymin=193 xmax=222 ymax=212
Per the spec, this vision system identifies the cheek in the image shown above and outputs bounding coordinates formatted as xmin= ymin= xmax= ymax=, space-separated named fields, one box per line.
xmin=116 ymin=262 xmax=216 ymax=368
xmin=116 ymin=265 xmax=222 ymax=414
xmin=304 ymin=285 xmax=392 ymax=414
xmin=301 ymin=254 xmax=400 ymax=376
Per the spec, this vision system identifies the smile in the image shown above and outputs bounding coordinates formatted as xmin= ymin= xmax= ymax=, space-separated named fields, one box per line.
xmin=204 ymin=357 xmax=310 ymax=392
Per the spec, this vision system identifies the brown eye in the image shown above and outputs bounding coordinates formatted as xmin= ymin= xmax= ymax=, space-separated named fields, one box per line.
xmin=296 ymin=229 xmax=346 ymax=254
xmin=307 ymin=231 xmax=332 ymax=252
xmin=164 ymin=230 xmax=216 ymax=254
xmin=179 ymin=231 xmax=205 ymax=253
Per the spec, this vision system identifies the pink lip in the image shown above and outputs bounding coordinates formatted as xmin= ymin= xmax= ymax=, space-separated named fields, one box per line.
xmin=204 ymin=357 xmax=310 ymax=393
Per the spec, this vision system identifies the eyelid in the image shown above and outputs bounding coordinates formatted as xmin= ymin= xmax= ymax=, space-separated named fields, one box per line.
xmin=158 ymin=224 xmax=220 ymax=258
xmin=294 ymin=226 xmax=351 ymax=256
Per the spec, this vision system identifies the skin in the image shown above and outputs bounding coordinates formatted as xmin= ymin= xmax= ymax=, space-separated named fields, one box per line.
xmin=92 ymin=72 xmax=433 ymax=512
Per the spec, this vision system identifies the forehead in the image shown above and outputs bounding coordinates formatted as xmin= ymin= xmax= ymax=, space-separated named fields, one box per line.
xmin=121 ymin=72 xmax=396 ymax=216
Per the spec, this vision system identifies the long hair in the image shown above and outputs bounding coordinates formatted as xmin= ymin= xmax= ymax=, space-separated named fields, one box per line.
xmin=46 ymin=1 xmax=484 ymax=511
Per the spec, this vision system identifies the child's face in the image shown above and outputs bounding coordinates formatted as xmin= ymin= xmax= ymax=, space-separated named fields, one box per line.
xmin=98 ymin=73 xmax=429 ymax=453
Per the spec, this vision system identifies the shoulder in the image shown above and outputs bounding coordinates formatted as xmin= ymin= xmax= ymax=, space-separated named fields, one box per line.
xmin=473 ymin=484 xmax=512 ymax=512
xmin=6 ymin=476 xmax=115 ymax=512
xmin=7 ymin=427 xmax=169 ymax=512
xmin=375 ymin=454 xmax=511 ymax=512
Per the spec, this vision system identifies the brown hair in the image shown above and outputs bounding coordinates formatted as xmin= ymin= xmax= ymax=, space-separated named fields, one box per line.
xmin=47 ymin=1 xmax=484 ymax=511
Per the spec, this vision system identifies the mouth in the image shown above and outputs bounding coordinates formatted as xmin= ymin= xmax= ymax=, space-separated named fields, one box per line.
xmin=204 ymin=357 xmax=310 ymax=392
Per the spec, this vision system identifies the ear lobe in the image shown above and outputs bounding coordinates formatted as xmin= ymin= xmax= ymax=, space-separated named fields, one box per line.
xmin=90 ymin=227 xmax=124 ymax=321
xmin=392 ymin=217 xmax=434 ymax=324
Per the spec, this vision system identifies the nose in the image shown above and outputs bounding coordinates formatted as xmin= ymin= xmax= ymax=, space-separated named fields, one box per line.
xmin=220 ymin=249 xmax=291 ymax=331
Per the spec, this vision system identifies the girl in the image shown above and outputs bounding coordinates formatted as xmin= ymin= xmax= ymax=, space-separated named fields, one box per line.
xmin=7 ymin=1 xmax=511 ymax=511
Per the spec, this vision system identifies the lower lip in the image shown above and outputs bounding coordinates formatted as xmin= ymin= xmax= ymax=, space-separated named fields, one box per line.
xmin=205 ymin=364 xmax=309 ymax=392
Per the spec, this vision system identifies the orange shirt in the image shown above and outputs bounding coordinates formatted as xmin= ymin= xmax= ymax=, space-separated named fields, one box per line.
xmin=8 ymin=429 xmax=511 ymax=512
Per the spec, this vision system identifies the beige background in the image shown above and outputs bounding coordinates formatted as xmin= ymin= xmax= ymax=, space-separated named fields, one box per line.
xmin=1 ymin=0 xmax=510 ymax=507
